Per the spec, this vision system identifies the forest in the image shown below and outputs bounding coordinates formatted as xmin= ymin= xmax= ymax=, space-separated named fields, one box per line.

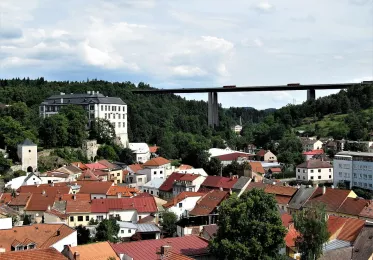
xmin=0 ymin=78 xmax=372 ymax=173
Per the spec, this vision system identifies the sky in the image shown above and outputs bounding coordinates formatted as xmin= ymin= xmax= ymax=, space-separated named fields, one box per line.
xmin=0 ymin=0 xmax=372 ymax=109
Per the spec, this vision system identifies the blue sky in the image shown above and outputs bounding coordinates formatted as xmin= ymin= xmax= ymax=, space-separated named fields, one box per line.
xmin=0 ymin=0 xmax=372 ymax=109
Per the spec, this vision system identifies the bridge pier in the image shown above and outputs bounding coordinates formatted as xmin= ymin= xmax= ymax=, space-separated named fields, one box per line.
xmin=307 ymin=89 xmax=316 ymax=101
xmin=208 ymin=92 xmax=219 ymax=127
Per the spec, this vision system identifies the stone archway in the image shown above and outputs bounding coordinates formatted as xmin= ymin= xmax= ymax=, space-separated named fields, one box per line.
xmin=27 ymin=166 xmax=33 ymax=173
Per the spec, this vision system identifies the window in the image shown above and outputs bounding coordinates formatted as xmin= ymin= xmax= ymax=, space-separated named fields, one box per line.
xmin=160 ymin=171 xmax=163 ymax=174
xmin=329 ymin=169 xmax=331 ymax=172
xmin=118 ymin=114 xmax=121 ymax=119
xmin=303 ymin=176 xmax=305 ymax=180
xmin=369 ymin=184 xmax=372 ymax=188
xmin=29 ymin=150 xmax=31 ymax=153
xmin=297 ymin=169 xmax=300 ymax=173
xmin=128 ymin=229 xmax=132 ymax=233
xmin=28 ymin=244 xmax=35 ymax=249
xmin=101 ymin=105 xmax=103 ymax=111
xmin=117 ymin=173 xmax=120 ymax=176
xmin=369 ymin=175 xmax=372 ymax=180
xmin=121 ymin=230 xmax=124 ymax=234
xmin=118 ymin=122 xmax=121 ymax=128
xmin=113 ymin=114 xmax=116 ymax=119
xmin=123 ymin=122 xmax=126 ymax=128
xmin=353 ymin=182 xmax=357 ymax=186
xmin=298 ymin=176 xmax=300 ymax=179
xmin=86 ymin=216 xmax=89 ymax=221
xmin=310 ymin=170 xmax=314 ymax=173
xmin=108 ymin=106 xmax=111 ymax=111
xmin=108 ymin=114 xmax=111 ymax=119
xmin=16 ymin=246 xmax=23 ymax=251
xmin=318 ymin=169 xmax=321 ymax=173
xmin=90 ymin=105 xmax=94 ymax=110
xmin=97 ymin=216 xmax=103 ymax=221
xmin=109 ymin=214 xmax=114 ymax=219
xmin=364 ymin=183 xmax=368 ymax=187
xmin=70 ymin=216 xmax=74 ymax=221
xmin=353 ymin=173 xmax=357 ymax=178
xmin=78 ymin=216 xmax=83 ymax=222
xmin=318 ymin=176 xmax=321 ymax=179
xmin=93 ymin=197 xmax=96 ymax=199
xmin=138 ymin=216 xmax=142 ymax=220
xmin=329 ymin=175 xmax=331 ymax=179
xmin=339 ymin=172 xmax=342 ymax=177
xmin=118 ymin=106 xmax=121 ymax=111
xmin=123 ymin=114 xmax=125 ymax=119
xmin=310 ymin=176 xmax=314 ymax=180
xmin=138 ymin=178 xmax=142 ymax=182
xmin=105 ymin=113 xmax=107 ymax=119
xmin=151 ymin=190 xmax=153 ymax=194
xmin=364 ymin=174 xmax=367 ymax=179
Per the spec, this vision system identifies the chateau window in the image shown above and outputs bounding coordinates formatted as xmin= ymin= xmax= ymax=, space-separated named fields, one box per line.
xmin=329 ymin=175 xmax=331 ymax=179
xmin=318 ymin=176 xmax=321 ymax=179
xmin=118 ymin=114 xmax=121 ymax=119
xmin=101 ymin=105 xmax=103 ymax=110
xmin=86 ymin=216 xmax=89 ymax=221
xmin=70 ymin=216 xmax=74 ymax=221
xmin=78 ymin=216 xmax=83 ymax=221
xmin=118 ymin=122 xmax=121 ymax=128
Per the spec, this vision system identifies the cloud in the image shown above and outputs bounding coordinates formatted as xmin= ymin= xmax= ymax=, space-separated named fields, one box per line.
xmin=0 ymin=28 xmax=23 ymax=40
xmin=253 ymin=2 xmax=274 ymax=12
xmin=172 ymin=66 xmax=207 ymax=78
xmin=290 ymin=15 xmax=316 ymax=23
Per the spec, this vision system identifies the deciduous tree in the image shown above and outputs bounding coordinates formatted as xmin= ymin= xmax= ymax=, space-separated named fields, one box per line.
xmin=161 ymin=211 xmax=177 ymax=237
xmin=95 ymin=218 xmax=120 ymax=242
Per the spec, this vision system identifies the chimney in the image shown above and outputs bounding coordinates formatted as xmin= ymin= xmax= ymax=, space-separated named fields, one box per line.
xmin=160 ymin=245 xmax=172 ymax=257
xmin=118 ymin=192 xmax=122 ymax=198
xmin=322 ymin=185 xmax=326 ymax=195
xmin=74 ymin=252 xmax=80 ymax=260
xmin=57 ymin=230 xmax=61 ymax=236
xmin=73 ymin=195 xmax=76 ymax=201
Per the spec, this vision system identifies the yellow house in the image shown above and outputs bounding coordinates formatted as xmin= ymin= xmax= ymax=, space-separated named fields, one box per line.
xmin=66 ymin=200 xmax=94 ymax=227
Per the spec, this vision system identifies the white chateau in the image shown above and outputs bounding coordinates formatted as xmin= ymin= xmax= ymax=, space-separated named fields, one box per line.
xmin=40 ymin=91 xmax=128 ymax=147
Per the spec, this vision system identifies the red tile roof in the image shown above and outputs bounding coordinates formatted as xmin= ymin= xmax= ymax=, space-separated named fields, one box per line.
xmin=66 ymin=200 xmax=92 ymax=213
xmin=281 ymin=213 xmax=293 ymax=228
xmin=71 ymin=162 xmax=88 ymax=170
xmin=110 ymin=236 xmax=209 ymax=260
xmin=0 ymin=193 xmax=12 ymax=205
xmin=67 ymin=241 xmax=119 ymax=260
xmin=265 ymin=185 xmax=297 ymax=197
xmin=337 ymin=197 xmax=369 ymax=216
xmin=0 ymin=247 xmax=67 ymax=260
xmin=202 ymin=224 xmax=218 ymax=239
xmin=25 ymin=193 xmax=56 ymax=211
xmin=256 ymin=149 xmax=266 ymax=157
xmin=78 ymin=170 xmax=102 ymax=181
xmin=77 ymin=181 xmax=113 ymax=194
xmin=17 ymin=184 xmax=70 ymax=195
xmin=163 ymin=252 xmax=194 ymax=260
xmin=45 ymin=208 xmax=69 ymax=220
xmin=106 ymin=186 xmax=139 ymax=197
xmin=269 ymin=167 xmax=282 ymax=173
xmin=8 ymin=193 xmax=31 ymax=206
xmin=296 ymin=159 xmax=332 ymax=169
xmin=159 ymin=172 xmax=184 ymax=192
xmin=245 ymin=182 xmax=266 ymax=191
xmin=97 ymin=160 xmax=119 ymax=169
xmin=149 ymin=146 xmax=159 ymax=153
xmin=275 ymin=195 xmax=292 ymax=205
xmin=177 ymin=164 xmax=193 ymax=170
xmin=143 ymin=157 xmax=171 ymax=167
xmin=91 ymin=197 xmax=157 ymax=213
xmin=304 ymin=187 xmax=352 ymax=212
xmin=0 ymin=224 xmax=75 ymax=252
xmin=178 ymin=174 xmax=200 ymax=182
xmin=302 ymin=149 xmax=324 ymax=155
xmin=213 ymin=152 xmax=252 ymax=161
xmin=85 ymin=162 xmax=107 ymax=170
xmin=189 ymin=190 xmax=228 ymax=216
xmin=359 ymin=201 xmax=373 ymax=219
xmin=249 ymin=161 xmax=265 ymax=174
xmin=199 ymin=176 xmax=238 ymax=190
xmin=163 ymin=192 xmax=205 ymax=208
xmin=128 ymin=164 xmax=143 ymax=173
xmin=55 ymin=194 xmax=91 ymax=202
xmin=285 ymin=226 xmax=299 ymax=248
xmin=327 ymin=215 xmax=365 ymax=242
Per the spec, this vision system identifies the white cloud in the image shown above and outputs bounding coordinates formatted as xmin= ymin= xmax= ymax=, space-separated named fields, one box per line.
xmin=254 ymin=2 xmax=274 ymax=12
xmin=172 ymin=66 xmax=206 ymax=77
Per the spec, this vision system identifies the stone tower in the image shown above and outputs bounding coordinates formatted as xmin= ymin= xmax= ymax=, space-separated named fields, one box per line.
xmin=17 ymin=139 xmax=38 ymax=173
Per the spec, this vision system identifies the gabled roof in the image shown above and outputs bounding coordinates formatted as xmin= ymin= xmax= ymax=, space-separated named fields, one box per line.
xmin=327 ymin=215 xmax=365 ymax=242
xmin=302 ymin=149 xmax=324 ymax=155
xmin=256 ymin=149 xmax=266 ymax=157
xmin=249 ymin=161 xmax=265 ymax=174
xmin=0 ymin=224 xmax=76 ymax=252
xmin=57 ymin=165 xmax=82 ymax=174
xmin=202 ymin=224 xmax=218 ymax=240
xmin=163 ymin=192 xmax=205 ymax=208
xmin=149 ymin=146 xmax=159 ymax=153
xmin=55 ymin=194 xmax=91 ymax=202
xmin=178 ymin=174 xmax=200 ymax=182
xmin=281 ymin=213 xmax=293 ymax=228
xmin=45 ymin=208 xmax=69 ymax=220
xmin=287 ymin=185 xmax=317 ymax=210
xmin=8 ymin=193 xmax=31 ymax=206
xmin=0 ymin=193 xmax=12 ymax=205
xmin=199 ymin=176 xmax=238 ymax=190
xmin=106 ymin=185 xmax=139 ymax=197
xmin=284 ymin=225 xmax=299 ymax=248
xmin=359 ymin=201 xmax=373 ymax=219
xmin=245 ymin=182 xmax=266 ymax=191
xmin=85 ymin=162 xmax=107 ymax=170
xmin=159 ymin=172 xmax=184 ymax=192
xmin=319 ymin=247 xmax=353 ymax=260
xmin=337 ymin=197 xmax=369 ymax=216
xmin=97 ymin=160 xmax=119 ymax=170
xmin=71 ymin=162 xmax=88 ymax=170
xmin=23 ymin=172 xmax=41 ymax=183
xmin=296 ymin=159 xmax=332 ymax=169
xmin=189 ymin=190 xmax=228 ymax=216
xmin=66 ymin=200 xmax=92 ymax=213
xmin=177 ymin=164 xmax=193 ymax=170
xmin=25 ymin=193 xmax=56 ymax=211
xmin=77 ymin=181 xmax=113 ymax=194
xmin=213 ymin=152 xmax=252 ymax=161
xmin=143 ymin=157 xmax=170 ymax=167
xmin=351 ymin=224 xmax=373 ymax=260
xmin=110 ymin=236 xmax=209 ymax=260
xmin=304 ymin=187 xmax=353 ymax=212
xmin=91 ymin=197 xmax=157 ymax=213
xmin=232 ymin=176 xmax=251 ymax=190
xmin=17 ymin=183 xmax=70 ymax=195
xmin=77 ymin=170 xmax=101 ymax=181
xmin=19 ymin=139 xmax=36 ymax=146
xmin=269 ymin=167 xmax=282 ymax=173
xmin=0 ymin=247 xmax=67 ymax=260
xmin=264 ymin=185 xmax=297 ymax=197
xmin=67 ymin=241 xmax=119 ymax=260
xmin=128 ymin=164 xmax=143 ymax=173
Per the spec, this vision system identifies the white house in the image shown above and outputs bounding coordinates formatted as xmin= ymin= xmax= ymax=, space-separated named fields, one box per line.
xmin=296 ymin=159 xmax=333 ymax=182
xmin=163 ymin=192 xmax=205 ymax=220
xmin=117 ymin=221 xmax=161 ymax=240
xmin=117 ymin=221 xmax=138 ymax=239
xmin=17 ymin=139 xmax=38 ymax=172
xmin=126 ymin=172 xmax=147 ymax=188
xmin=300 ymin=138 xmax=324 ymax=152
xmin=40 ymin=92 xmax=128 ymax=147
xmin=137 ymin=157 xmax=172 ymax=182
xmin=5 ymin=173 xmax=43 ymax=190
xmin=175 ymin=168 xmax=208 ymax=177
xmin=172 ymin=174 xmax=206 ymax=196
xmin=140 ymin=178 xmax=165 ymax=197
xmin=129 ymin=143 xmax=151 ymax=163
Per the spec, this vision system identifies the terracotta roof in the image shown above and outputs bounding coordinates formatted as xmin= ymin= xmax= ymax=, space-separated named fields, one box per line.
xmin=249 ymin=161 xmax=265 ymax=174
xmin=122 ymin=170 xmax=130 ymax=178
xmin=25 ymin=193 xmax=56 ymax=211
xmin=8 ymin=193 xmax=31 ymax=206
xmin=285 ymin=225 xmax=299 ymax=248
xmin=97 ymin=159 xmax=119 ymax=169
xmin=106 ymin=186 xmax=139 ymax=196
xmin=0 ymin=193 xmax=12 ymax=205
xmin=337 ymin=197 xmax=369 ymax=216
xmin=245 ymin=182 xmax=266 ymax=191
xmin=327 ymin=216 xmax=365 ymax=242
xmin=302 ymin=149 xmax=324 ymax=155
xmin=0 ymin=224 xmax=75 ymax=252
xmin=55 ymin=194 xmax=91 ymax=202
xmin=162 ymin=252 xmax=194 ymax=260
xmin=43 ymin=171 xmax=69 ymax=178
xmin=159 ymin=172 xmax=184 ymax=192
xmin=128 ymin=164 xmax=143 ymax=173
xmin=304 ymin=187 xmax=352 ymax=212
xmin=213 ymin=152 xmax=251 ymax=161
xmin=256 ymin=149 xmax=266 ymax=157
xmin=296 ymin=159 xmax=332 ymax=169
xmin=202 ymin=224 xmax=218 ymax=240
xmin=135 ymin=192 xmax=153 ymax=198
xmin=359 ymin=201 xmax=373 ymax=219
xmin=85 ymin=162 xmax=107 ymax=170
xmin=57 ymin=165 xmax=82 ymax=174
xmin=92 ymin=170 xmax=109 ymax=177
xmin=91 ymin=197 xmax=157 ymax=213
xmin=178 ymin=174 xmax=200 ymax=182
xmin=137 ymin=215 xmax=155 ymax=224
xmin=71 ymin=162 xmax=88 ymax=170
xmin=149 ymin=146 xmax=158 ymax=153
xmin=17 ymin=184 xmax=70 ymax=195
xmin=68 ymin=241 xmax=119 ymax=260
xmin=163 ymin=192 xmax=205 ymax=208
xmin=110 ymin=236 xmax=209 ymax=260
xmin=0 ymin=247 xmax=67 ymax=260
xmin=177 ymin=164 xmax=193 ymax=170
xmin=45 ymin=208 xmax=68 ymax=219
xmin=265 ymin=185 xmax=297 ymax=197
xmin=143 ymin=157 xmax=171 ymax=167
xmin=269 ymin=167 xmax=282 ymax=173
xmin=189 ymin=190 xmax=228 ymax=216
xmin=66 ymin=200 xmax=92 ymax=213
xmin=275 ymin=195 xmax=292 ymax=205
xmin=77 ymin=181 xmax=113 ymax=194
xmin=78 ymin=170 xmax=101 ymax=181
xmin=281 ymin=213 xmax=293 ymax=228
xmin=199 ymin=176 xmax=238 ymax=190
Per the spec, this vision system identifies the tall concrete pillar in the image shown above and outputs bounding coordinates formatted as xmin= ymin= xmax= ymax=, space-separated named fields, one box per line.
xmin=307 ymin=89 xmax=316 ymax=101
xmin=208 ymin=92 xmax=213 ymax=126
xmin=208 ymin=92 xmax=219 ymax=127
xmin=213 ymin=92 xmax=219 ymax=127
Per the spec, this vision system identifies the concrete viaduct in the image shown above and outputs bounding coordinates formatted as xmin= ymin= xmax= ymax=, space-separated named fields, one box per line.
xmin=133 ymin=82 xmax=371 ymax=127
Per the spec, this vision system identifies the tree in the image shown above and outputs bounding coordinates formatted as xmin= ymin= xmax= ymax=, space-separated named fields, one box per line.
xmin=209 ymin=189 xmax=286 ymax=260
xmin=293 ymin=206 xmax=329 ymax=260
xmin=23 ymin=214 xmax=32 ymax=225
xmin=277 ymin=133 xmax=304 ymax=166
xmin=90 ymin=118 xmax=116 ymax=145
xmin=13 ymin=170 xmax=26 ymax=178
xmin=206 ymin=157 xmax=222 ymax=176
xmin=119 ymin=148 xmax=134 ymax=164
xmin=97 ymin=145 xmax=119 ymax=161
xmin=39 ymin=114 xmax=69 ymax=148
xmin=95 ymin=218 xmax=120 ymax=242
xmin=0 ymin=152 xmax=12 ymax=173
xmin=60 ymin=105 xmax=88 ymax=147
xmin=76 ymin=225 xmax=91 ymax=245
xmin=161 ymin=211 xmax=177 ymax=237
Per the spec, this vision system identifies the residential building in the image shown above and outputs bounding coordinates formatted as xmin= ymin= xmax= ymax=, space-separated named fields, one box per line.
xmin=264 ymin=185 xmax=298 ymax=213
xmin=198 ymin=175 xmax=239 ymax=192
xmin=62 ymin=241 xmax=119 ymax=260
xmin=66 ymin=200 xmax=94 ymax=227
xmin=333 ymin=151 xmax=373 ymax=190
xmin=231 ymin=124 xmax=243 ymax=134
xmin=173 ymin=174 xmax=206 ymax=196
xmin=40 ymin=92 xmax=128 ymax=147
xmin=77 ymin=181 xmax=113 ymax=199
xmin=5 ymin=173 xmax=42 ymax=190
xmin=57 ymin=165 xmax=82 ymax=179
xmin=77 ymin=169 xmax=103 ymax=181
xmin=159 ymin=172 xmax=185 ymax=200
xmin=346 ymin=140 xmax=373 ymax=153
xmin=351 ymin=224 xmax=373 ymax=260
xmin=129 ymin=143 xmax=151 ymax=163
xmin=163 ymin=192 xmax=205 ymax=219
xmin=212 ymin=152 xmax=253 ymax=166
xmin=287 ymin=185 xmax=318 ymax=214
xmin=117 ymin=221 xmax=161 ymax=240
xmin=175 ymin=168 xmax=208 ymax=177
xmin=296 ymin=159 xmax=333 ymax=183
xmin=117 ymin=221 xmax=137 ymax=239
xmin=231 ymin=176 xmax=252 ymax=196
xmin=149 ymin=145 xmax=159 ymax=157
xmin=43 ymin=201 xmax=69 ymax=224
xmin=111 ymin=236 xmax=210 ymax=260
xmin=0 ymin=223 xmax=77 ymax=253
xmin=106 ymin=185 xmax=139 ymax=198
xmin=200 ymin=224 xmax=218 ymax=240
xmin=137 ymin=157 xmax=173 ymax=181
xmin=17 ymin=139 xmax=37 ymax=173
xmin=24 ymin=192 xmax=57 ymax=222
xmin=140 ymin=178 xmax=165 ymax=197
xmin=0 ymin=248 xmax=67 ymax=260
xmin=126 ymin=171 xmax=147 ymax=188
xmin=256 ymin=149 xmax=277 ymax=162
xmin=302 ymin=149 xmax=324 ymax=161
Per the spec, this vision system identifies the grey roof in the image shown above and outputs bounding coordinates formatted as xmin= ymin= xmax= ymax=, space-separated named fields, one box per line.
xmin=336 ymin=151 xmax=373 ymax=157
xmin=319 ymin=247 xmax=353 ymax=260
xmin=232 ymin=176 xmax=251 ymax=190
xmin=141 ymin=178 xmax=165 ymax=189
xmin=288 ymin=185 xmax=317 ymax=210
xmin=41 ymin=93 xmax=126 ymax=105
xmin=323 ymin=239 xmax=351 ymax=251
xmin=136 ymin=223 xmax=161 ymax=233
xmin=23 ymin=172 xmax=41 ymax=183
xmin=20 ymin=139 xmax=36 ymax=146
xmin=117 ymin=221 xmax=138 ymax=229
xmin=352 ymin=224 xmax=373 ymax=260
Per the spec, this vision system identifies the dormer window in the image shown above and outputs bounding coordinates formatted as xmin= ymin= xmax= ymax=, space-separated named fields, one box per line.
xmin=16 ymin=245 xmax=23 ymax=251
xmin=28 ymin=244 xmax=35 ymax=249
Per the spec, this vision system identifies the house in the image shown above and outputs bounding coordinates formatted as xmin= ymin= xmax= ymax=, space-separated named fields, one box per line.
xmin=287 ymin=185 xmax=318 ymax=214
xmin=138 ymin=157 xmax=172 ymax=181
xmin=66 ymin=200 xmax=93 ymax=227
xmin=264 ymin=185 xmax=298 ymax=212
xmin=77 ymin=181 xmax=113 ymax=199
xmin=40 ymin=92 xmax=128 ymax=147
xmin=106 ymin=185 xmax=139 ymax=198
xmin=300 ymin=138 xmax=323 ymax=151
xmin=200 ymin=224 xmax=218 ymax=240
xmin=5 ymin=174 xmax=41 ymax=190
xmin=296 ymin=159 xmax=333 ymax=183
xmin=127 ymin=164 xmax=143 ymax=174
xmin=175 ymin=168 xmax=208 ymax=177
xmin=117 ymin=221 xmax=161 ymax=240
xmin=117 ymin=221 xmax=137 ymax=239
xmin=302 ymin=149 xmax=324 ymax=161
xmin=126 ymin=171 xmax=147 ymax=188
xmin=97 ymin=160 xmax=124 ymax=184
xmin=8 ymin=193 xmax=31 ymax=214
xmin=163 ymin=191 xmax=205 ymax=219
xmin=149 ymin=145 xmax=159 ymax=156
xmin=140 ymin=178 xmax=165 ymax=197
xmin=43 ymin=201 xmax=69 ymax=224
xmin=0 ymin=193 xmax=12 ymax=205
xmin=17 ymin=183 xmax=71 ymax=195
xmin=159 ymin=172 xmax=185 ymax=200
xmin=77 ymin=169 xmax=102 ymax=181
xmin=245 ymin=144 xmax=257 ymax=154
xmin=129 ymin=143 xmax=151 ymax=163
xmin=351 ymin=224 xmax=373 ymax=260
xmin=173 ymin=174 xmax=206 ymax=196
xmin=0 ymin=247 xmax=68 ymax=260
xmin=198 ymin=175 xmax=238 ymax=192
xmin=62 ymin=241 xmax=119 ymax=260
xmin=40 ymin=170 xmax=74 ymax=184
xmin=248 ymin=161 xmax=265 ymax=175
xmin=17 ymin=139 xmax=38 ymax=173
xmin=212 ymin=152 xmax=253 ymax=166
xmin=56 ymin=165 xmax=82 ymax=179
xmin=111 ymin=236 xmax=210 ymax=260
xmin=0 ymin=223 xmax=77 ymax=252
xmin=256 ymin=149 xmax=277 ymax=162
xmin=231 ymin=176 xmax=252 ymax=196
xmin=176 ymin=164 xmax=193 ymax=171
xmin=24 ymin=192 xmax=57 ymax=223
